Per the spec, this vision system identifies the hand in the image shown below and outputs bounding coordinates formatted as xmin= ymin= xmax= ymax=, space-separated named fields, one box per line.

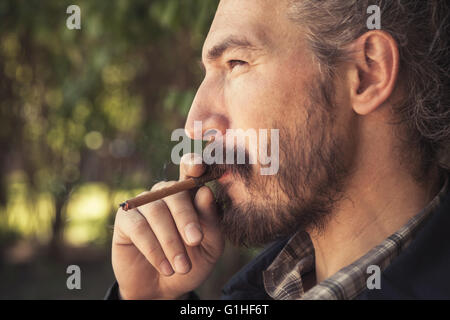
xmin=111 ymin=154 xmax=224 ymax=299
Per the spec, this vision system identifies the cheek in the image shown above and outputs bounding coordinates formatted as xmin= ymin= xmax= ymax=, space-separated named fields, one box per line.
xmin=224 ymin=64 xmax=306 ymax=130
xmin=222 ymin=67 xmax=308 ymax=170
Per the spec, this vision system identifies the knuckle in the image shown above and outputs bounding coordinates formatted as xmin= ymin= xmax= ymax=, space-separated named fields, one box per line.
xmin=160 ymin=236 xmax=179 ymax=249
xmin=163 ymin=181 xmax=177 ymax=188
xmin=151 ymin=181 xmax=166 ymax=190
xmin=172 ymin=206 xmax=195 ymax=218
xmin=145 ymin=200 xmax=167 ymax=217
xmin=150 ymin=180 xmax=176 ymax=191
xmin=137 ymin=191 xmax=150 ymax=197
xmin=147 ymin=244 xmax=163 ymax=258
xmin=130 ymin=218 xmax=148 ymax=235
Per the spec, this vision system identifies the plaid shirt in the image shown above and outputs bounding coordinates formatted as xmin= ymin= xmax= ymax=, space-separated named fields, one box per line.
xmin=262 ymin=177 xmax=449 ymax=300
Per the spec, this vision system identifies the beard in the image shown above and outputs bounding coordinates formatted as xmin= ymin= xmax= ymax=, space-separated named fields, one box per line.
xmin=209 ymin=76 xmax=354 ymax=247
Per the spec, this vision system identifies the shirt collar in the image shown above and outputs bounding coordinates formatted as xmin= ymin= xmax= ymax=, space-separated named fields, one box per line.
xmin=263 ymin=175 xmax=449 ymax=300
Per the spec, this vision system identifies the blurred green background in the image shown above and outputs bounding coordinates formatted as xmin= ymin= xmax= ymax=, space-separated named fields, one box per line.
xmin=0 ymin=0 xmax=259 ymax=299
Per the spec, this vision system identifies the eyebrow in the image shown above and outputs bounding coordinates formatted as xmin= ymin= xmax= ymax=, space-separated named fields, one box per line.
xmin=206 ymin=36 xmax=260 ymax=61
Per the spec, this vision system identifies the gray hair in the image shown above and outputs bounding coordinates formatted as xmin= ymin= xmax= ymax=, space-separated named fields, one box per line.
xmin=288 ymin=0 xmax=450 ymax=178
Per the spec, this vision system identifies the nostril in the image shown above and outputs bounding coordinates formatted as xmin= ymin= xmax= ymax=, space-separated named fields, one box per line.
xmin=203 ymin=129 xmax=218 ymax=141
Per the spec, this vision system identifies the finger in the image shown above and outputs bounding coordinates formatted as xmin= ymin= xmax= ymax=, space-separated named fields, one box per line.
xmin=180 ymin=153 xmax=205 ymax=180
xmin=115 ymin=207 xmax=175 ymax=277
xmin=138 ymin=199 xmax=192 ymax=274
xmin=162 ymin=184 xmax=203 ymax=246
xmin=194 ymin=186 xmax=224 ymax=262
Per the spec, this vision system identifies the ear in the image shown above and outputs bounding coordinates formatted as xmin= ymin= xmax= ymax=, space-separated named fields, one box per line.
xmin=347 ymin=31 xmax=399 ymax=115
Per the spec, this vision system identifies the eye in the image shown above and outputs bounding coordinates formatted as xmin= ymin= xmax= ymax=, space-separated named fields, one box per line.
xmin=227 ymin=60 xmax=247 ymax=70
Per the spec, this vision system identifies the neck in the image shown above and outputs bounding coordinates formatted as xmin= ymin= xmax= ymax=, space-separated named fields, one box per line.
xmin=308 ymin=162 xmax=441 ymax=284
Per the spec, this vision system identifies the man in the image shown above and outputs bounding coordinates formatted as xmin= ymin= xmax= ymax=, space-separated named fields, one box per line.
xmin=106 ymin=0 xmax=450 ymax=300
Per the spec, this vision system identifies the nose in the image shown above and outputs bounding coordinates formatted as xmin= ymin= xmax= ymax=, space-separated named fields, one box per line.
xmin=185 ymin=77 xmax=229 ymax=140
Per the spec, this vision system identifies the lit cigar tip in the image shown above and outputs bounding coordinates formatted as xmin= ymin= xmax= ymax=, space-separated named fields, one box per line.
xmin=119 ymin=202 xmax=129 ymax=211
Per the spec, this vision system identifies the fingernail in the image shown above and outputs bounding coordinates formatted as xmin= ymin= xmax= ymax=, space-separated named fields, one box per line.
xmin=174 ymin=254 xmax=190 ymax=274
xmin=159 ymin=259 xmax=174 ymax=276
xmin=185 ymin=223 xmax=202 ymax=244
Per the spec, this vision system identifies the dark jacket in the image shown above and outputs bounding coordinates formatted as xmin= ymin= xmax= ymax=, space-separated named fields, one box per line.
xmin=106 ymin=187 xmax=450 ymax=300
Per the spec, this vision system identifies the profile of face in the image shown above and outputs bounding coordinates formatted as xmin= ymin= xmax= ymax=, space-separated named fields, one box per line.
xmin=185 ymin=0 xmax=357 ymax=246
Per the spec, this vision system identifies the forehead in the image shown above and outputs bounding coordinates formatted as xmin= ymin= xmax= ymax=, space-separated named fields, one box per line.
xmin=203 ymin=0 xmax=290 ymax=54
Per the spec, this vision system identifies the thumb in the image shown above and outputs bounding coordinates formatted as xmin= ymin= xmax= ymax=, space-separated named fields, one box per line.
xmin=180 ymin=153 xmax=205 ymax=180
xmin=194 ymin=185 xmax=224 ymax=260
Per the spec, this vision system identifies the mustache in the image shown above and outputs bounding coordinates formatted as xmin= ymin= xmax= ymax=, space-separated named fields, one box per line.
xmin=204 ymin=144 xmax=253 ymax=181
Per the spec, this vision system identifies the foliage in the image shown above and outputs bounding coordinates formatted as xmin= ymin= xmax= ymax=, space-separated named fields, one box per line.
xmin=0 ymin=0 xmax=219 ymax=247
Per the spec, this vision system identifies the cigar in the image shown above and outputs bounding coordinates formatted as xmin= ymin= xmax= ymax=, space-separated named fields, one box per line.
xmin=119 ymin=168 xmax=224 ymax=211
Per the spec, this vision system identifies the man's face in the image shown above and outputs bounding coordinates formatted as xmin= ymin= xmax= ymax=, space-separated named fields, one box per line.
xmin=186 ymin=0 xmax=356 ymax=246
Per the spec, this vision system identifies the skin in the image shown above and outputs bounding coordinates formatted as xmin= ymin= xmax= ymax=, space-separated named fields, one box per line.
xmin=111 ymin=0 xmax=441 ymax=299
